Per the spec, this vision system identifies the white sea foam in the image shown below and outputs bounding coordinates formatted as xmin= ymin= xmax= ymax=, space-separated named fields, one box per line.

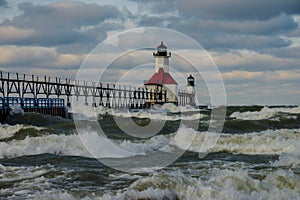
xmin=272 ymin=152 xmax=300 ymax=168
xmin=70 ymin=106 xmax=98 ymax=121
xmin=0 ymin=134 xmax=90 ymax=158
xmin=0 ymin=127 xmax=299 ymax=159
xmin=111 ymin=110 xmax=205 ymax=121
xmin=9 ymin=104 xmax=24 ymax=115
xmin=0 ymin=130 xmax=170 ymax=159
xmin=174 ymin=128 xmax=300 ymax=155
xmin=0 ymin=164 xmax=70 ymax=199
xmin=147 ymin=127 xmax=300 ymax=155
xmin=104 ymin=107 xmax=205 ymax=121
xmin=160 ymin=103 xmax=202 ymax=113
xmin=71 ymin=105 xmax=205 ymax=121
xmin=0 ymin=124 xmax=44 ymax=140
xmin=101 ymin=169 xmax=300 ymax=200
xmin=2 ymin=165 xmax=299 ymax=200
xmin=214 ymin=128 xmax=300 ymax=155
xmin=230 ymin=106 xmax=300 ymax=120
xmin=118 ymin=135 xmax=170 ymax=154
xmin=0 ymin=124 xmax=25 ymax=140
xmin=0 ymin=164 xmax=51 ymax=183
xmin=78 ymin=131 xmax=140 ymax=158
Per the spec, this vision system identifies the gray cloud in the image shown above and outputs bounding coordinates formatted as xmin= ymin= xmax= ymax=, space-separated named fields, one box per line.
xmin=1 ymin=0 xmax=298 ymax=52
xmin=0 ymin=46 xmax=84 ymax=70
xmin=0 ymin=1 xmax=122 ymax=48
xmin=15 ymin=2 xmax=121 ymax=28
xmin=164 ymin=22 xmax=292 ymax=50
xmin=212 ymin=49 xmax=300 ymax=72
xmin=177 ymin=0 xmax=300 ymax=20
xmin=260 ymin=46 xmax=300 ymax=59
xmin=206 ymin=34 xmax=290 ymax=50
xmin=138 ymin=15 xmax=178 ymax=27
xmin=132 ymin=1 xmax=298 ymax=51
xmin=129 ymin=0 xmax=177 ymax=14
xmin=0 ymin=0 xmax=298 ymax=105
xmin=190 ymin=14 xmax=297 ymax=35
xmin=137 ymin=13 xmax=297 ymax=36
xmin=0 ymin=0 xmax=7 ymax=8
xmin=130 ymin=0 xmax=300 ymax=20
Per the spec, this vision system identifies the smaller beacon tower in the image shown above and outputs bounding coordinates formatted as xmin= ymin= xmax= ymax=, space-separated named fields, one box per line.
xmin=187 ymin=74 xmax=196 ymax=106
xmin=187 ymin=74 xmax=195 ymax=94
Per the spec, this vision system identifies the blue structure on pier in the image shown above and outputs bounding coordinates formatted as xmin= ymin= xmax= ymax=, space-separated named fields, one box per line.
xmin=0 ymin=97 xmax=66 ymax=121
xmin=0 ymin=97 xmax=64 ymax=109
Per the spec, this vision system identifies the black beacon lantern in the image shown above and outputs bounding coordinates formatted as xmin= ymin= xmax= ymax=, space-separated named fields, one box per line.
xmin=153 ymin=41 xmax=171 ymax=57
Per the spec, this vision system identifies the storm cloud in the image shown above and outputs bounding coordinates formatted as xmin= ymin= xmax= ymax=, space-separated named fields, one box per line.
xmin=177 ymin=0 xmax=300 ymax=20
xmin=0 ymin=1 xmax=122 ymax=47
xmin=0 ymin=0 xmax=7 ymax=8
xmin=130 ymin=0 xmax=299 ymax=51
xmin=0 ymin=0 xmax=299 ymax=104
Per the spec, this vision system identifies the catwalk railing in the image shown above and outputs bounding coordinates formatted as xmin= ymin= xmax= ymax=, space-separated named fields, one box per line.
xmin=0 ymin=71 xmax=194 ymax=112
xmin=0 ymin=71 xmax=170 ymax=108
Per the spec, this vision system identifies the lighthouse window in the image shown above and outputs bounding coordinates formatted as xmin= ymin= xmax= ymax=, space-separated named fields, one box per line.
xmin=158 ymin=48 xmax=166 ymax=52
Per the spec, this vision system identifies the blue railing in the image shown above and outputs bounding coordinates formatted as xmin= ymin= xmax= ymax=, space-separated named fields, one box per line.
xmin=0 ymin=97 xmax=65 ymax=109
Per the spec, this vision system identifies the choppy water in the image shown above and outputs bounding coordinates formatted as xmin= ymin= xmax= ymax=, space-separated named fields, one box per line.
xmin=0 ymin=105 xmax=300 ymax=199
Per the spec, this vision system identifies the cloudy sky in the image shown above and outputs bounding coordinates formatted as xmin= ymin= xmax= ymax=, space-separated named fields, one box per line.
xmin=0 ymin=0 xmax=299 ymax=105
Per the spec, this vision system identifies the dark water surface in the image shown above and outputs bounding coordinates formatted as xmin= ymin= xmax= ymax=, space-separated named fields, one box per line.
xmin=0 ymin=105 xmax=299 ymax=199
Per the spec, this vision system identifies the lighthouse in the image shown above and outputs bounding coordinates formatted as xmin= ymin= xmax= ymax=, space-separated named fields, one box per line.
xmin=144 ymin=41 xmax=178 ymax=104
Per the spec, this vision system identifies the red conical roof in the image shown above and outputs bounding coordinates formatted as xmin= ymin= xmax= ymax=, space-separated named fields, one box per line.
xmin=145 ymin=68 xmax=177 ymax=85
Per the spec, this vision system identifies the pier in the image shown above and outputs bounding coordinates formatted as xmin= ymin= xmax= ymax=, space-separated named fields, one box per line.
xmin=0 ymin=71 xmax=195 ymax=120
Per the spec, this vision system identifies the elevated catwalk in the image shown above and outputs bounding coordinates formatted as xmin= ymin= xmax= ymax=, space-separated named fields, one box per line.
xmin=0 ymin=71 xmax=194 ymax=120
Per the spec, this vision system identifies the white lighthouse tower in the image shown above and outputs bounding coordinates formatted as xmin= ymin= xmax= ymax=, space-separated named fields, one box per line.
xmin=153 ymin=41 xmax=171 ymax=73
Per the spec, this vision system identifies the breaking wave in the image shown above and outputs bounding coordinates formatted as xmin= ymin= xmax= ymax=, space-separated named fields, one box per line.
xmin=1 ymin=105 xmax=299 ymax=200
xmin=71 ymin=104 xmax=206 ymax=121
xmin=101 ymin=170 xmax=300 ymax=200
xmin=230 ymin=106 xmax=300 ymax=120
xmin=172 ymin=128 xmax=300 ymax=155
xmin=0 ymin=134 xmax=90 ymax=158
xmin=10 ymin=169 xmax=299 ymax=200
xmin=0 ymin=124 xmax=45 ymax=140
xmin=1 ymin=125 xmax=299 ymax=160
